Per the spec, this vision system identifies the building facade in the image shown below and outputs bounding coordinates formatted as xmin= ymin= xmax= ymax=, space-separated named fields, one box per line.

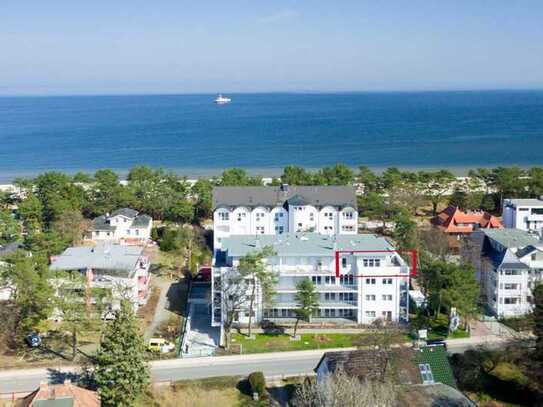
xmin=86 ymin=208 xmax=153 ymax=245
xmin=502 ymin=197 xmax=543 ymax=235
xmin=50 ymin=244 xmax=151 ymax=313
xmin=212 ymin=185 xmax=358 ymax=250
xmin=212 ymin=233 xmax=410 ymax=329
xmin=467 ymin=229 xmax=543 ymax=317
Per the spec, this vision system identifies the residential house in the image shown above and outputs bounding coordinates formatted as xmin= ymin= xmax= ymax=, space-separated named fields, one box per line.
xmin=212 ymin=233 xmax=410 ymax=329
xmin=212 ymin=185 xmax=358 ymax=250
xmin=87 ymin=208 xmax=152 ymax=245
xmin=20 ymin=380 xmax=99 ymax=407
xmin=50 ymin=243 xmax=151 ymax=313
xmin=431 ymin=205 xmax=502 ymax=251
xmin=502 ymin=197 xmax=543 ymax=236
xmin=467 ymin=228 xmax=543 ymax=317
xmin=314 ymin=346 xmax=472 ymax=407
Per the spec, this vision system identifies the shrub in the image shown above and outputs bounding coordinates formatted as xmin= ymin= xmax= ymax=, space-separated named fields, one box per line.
xmin=248 ymin=371 xmax=266 ymax=396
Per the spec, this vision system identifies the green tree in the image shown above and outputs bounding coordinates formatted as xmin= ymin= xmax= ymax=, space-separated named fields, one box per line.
xmin=95 ymin=300 xmax=149 ymax=407
xmin=166 ymin=199 xmax=194 ymax=224
xmin=238 ymin=246 xmax=277 ymax=338
xmin=53 ymin=271 xmax=108 ymax=360
xmin=441 ymin=263 xmax=479 ymax=329
xmin=0 ymin=252 xmax=53 ymax=340
xmin=293 ymin=278 xmax=319 ymax=338
xmin=530 ymin=283 xmax=543 ymax=395
xmin=192 ymin=179 xmax=214 ymax=220
xmin=50 ymin=209 xmax=86 ymax=247
xmin=392 ymin=211 xmax=417 ymax=250
xmin=318 ymin=163 xmax=354 ymax=185
xmin=34 ymin=171 xmax=85 ymax=226
xmin=220 ymin=168 xmax=262 ymax=186
xmin=418 ymin=170 xmax=456 ymax=215
xmin=357 ymin=166 xmax=380 ymax=192
xmin=17 ymin=193 xmax=43 ymax=232
xmin=527 ymin=167 xmax=543 ymax=198
xmin=0 ymin=209 xmax=20 ymax=244
xmin=280 ymin=165 xmax=314 ymax=185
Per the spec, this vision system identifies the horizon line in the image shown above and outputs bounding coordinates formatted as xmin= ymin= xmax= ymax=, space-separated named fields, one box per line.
xmin=1 ymin=87 xmax=543 ymax=98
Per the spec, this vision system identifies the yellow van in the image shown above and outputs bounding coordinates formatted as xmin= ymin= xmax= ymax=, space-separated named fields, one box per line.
xmin=147 ymin=338 xmax=175 ymax=353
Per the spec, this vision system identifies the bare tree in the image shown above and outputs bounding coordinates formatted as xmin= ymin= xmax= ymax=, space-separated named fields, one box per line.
xmin=293 ymin=370 xmax=397 ymax=407
xmin=214 ymin=269 xmax=249 ymax=349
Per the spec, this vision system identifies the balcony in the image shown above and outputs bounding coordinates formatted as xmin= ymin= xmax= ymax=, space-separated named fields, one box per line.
xmin=272 ymin=265 xmax=335 ymax=276
xmin=273 ymin=300 xmax=358 ymax=308
xmin=275 ymin=284 xmax=357 ymax=292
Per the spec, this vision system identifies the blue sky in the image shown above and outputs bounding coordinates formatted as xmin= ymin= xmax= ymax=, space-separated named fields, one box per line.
xmin=1 ymin=1 xmax=543 ymax=95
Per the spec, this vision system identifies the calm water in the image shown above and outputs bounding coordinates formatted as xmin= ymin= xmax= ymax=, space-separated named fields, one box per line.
xmin=1 ymin=91 xmax=543 ymax=182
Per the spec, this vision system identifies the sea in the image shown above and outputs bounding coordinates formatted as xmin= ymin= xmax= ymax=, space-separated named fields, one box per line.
xmin=1 ymin=91 xmax=543 ymax=183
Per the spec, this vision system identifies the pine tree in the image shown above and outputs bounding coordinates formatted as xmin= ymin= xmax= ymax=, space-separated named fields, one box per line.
xmin=95 ymin=300 xmax=149 ymax=407
xmin=293 ymin=278 xmax=319 ymax=338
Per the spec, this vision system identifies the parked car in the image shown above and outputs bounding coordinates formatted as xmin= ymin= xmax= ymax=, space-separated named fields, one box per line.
xmin=25 ymin=333 xmax=42 ymax=348
xmin=147 ymin=338 xmax=175 ymax=353
xmin=426 ymin=338 xmax=447 ymax=351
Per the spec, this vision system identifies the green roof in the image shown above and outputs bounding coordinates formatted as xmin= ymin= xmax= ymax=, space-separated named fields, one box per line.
xmin=416 ymin=345 xmax=456 ymax=388
xmin=221 ymin=233 xmax=395 ymax=257
xmin=482 ymin=228 xmax=542 ymax=249
xmin=33 ymin=397 xmax=74 ymax=407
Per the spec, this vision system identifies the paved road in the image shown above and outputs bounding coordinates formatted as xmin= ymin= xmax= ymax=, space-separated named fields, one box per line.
xmin=0 ymin=337 xmax=506 ymax=395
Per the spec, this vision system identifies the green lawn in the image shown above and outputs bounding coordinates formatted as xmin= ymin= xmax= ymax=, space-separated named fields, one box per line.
xmin=426 ymin=315 xmax=470 ymax=340
xmin=231 ymin=332 xmax=405 ymax=354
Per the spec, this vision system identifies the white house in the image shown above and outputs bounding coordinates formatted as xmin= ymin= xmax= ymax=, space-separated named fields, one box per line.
xmin=49 ymin=244 xmax=151 ymax=313
xmin=212 ymin=185 xmax=358 ymax=250
xmin=87 ymin=208 xmax=152 ymax=245
xmin=212 ymin=233 xmax=410 ymax=329
xmin=468 ymin=228 xmax=543 ymax=317
xmin=502 ymin=197 xmax=543 ymax=236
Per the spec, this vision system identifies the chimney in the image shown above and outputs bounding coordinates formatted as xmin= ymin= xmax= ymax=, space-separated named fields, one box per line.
xmin=281 ymin=183 xmax=289 ymax=192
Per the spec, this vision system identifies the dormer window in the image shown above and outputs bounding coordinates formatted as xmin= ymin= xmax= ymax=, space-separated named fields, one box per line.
xmin=218 ymin=212 xmax=229 ymax=221
xmin=343 ymin=211 xmax=354 ymax=219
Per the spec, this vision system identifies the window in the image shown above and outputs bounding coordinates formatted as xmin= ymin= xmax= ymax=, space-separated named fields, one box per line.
xmin=382 ymin=278 xmax=393 ymax=285
xmin=419 ymin=364 xmax=435 ymax=384
xmin=309 ymin=213 xmax=315 ymax=221
xmin=504 ymin=297 xmax=519 ymax=305
xmin=532 ymin=253 xmax=537 ymax=261
xmin=325 ymin=212 xmax=333 ymax=220
xmin=365 ymin=278 xmax=376 ymax=285
xmin=237 ymin=212 xmax=246 ymax=222
xmin=256 ymin=226 xmax=265 ymax=234
xmin=343 ymin=211 xmax=354 ymax=219
xmin=135 ymin=229 xmax=139 ymax=236
xmin=342 ymin=225 xmax=355 ymax=232
xmin=503 ymin=269 xmax=521 ymax=276
xmin=363 ymin=258 xmax=381 ymax=267
xmin=504 ymin=283 xmax=519 ymax=290
xmin=312 ymin=276 xmax=322 ymax=285
xmin=324 ymin=293 xmax=336 ymax=301
xmin=365 ymin=311 xmax=376 ymax=318
xmin=275 ymin=226 xmax=284 ymax=234
xmin=340 ymin=275 xmax=354 ymax=285
xmin=325 ymin=276 xmax=336 ymax=285
xmin=382 ymin=311 xmax=392 ymax=321
xmin=339 ymin=292 xmax=354 ymax=301
xmin=341 ymin=258 xmax=347 ymax=268
xmin=365 ymin=295 xmax=376 ymax=301
xmin=218 ymin=212 xmax=229 ymax=221
xmin=382 ymin=295 xmax=393 ymax=301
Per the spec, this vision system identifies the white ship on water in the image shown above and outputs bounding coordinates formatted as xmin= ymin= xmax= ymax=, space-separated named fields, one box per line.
xmin=214 ymin=94 xmax=231 ymax=104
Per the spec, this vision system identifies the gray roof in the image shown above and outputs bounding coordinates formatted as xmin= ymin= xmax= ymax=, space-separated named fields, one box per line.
xmin=111 ymin=208 xmax=139 ymax=218
xmin=212 ymin=186 xmax=357 ymax=210
xmin=505 ymin=198 xmax=543 ymax=207
xmin=89 ymin=215 xmax=116 ymax=231
xmin=315 ymin=349 xmax=388 ymax=380
xmin=0 ymin=241 xmax=23 ymax=258
xmin=221 ymin=233 xmax=394 ymax=257
xmin=132 ymin=214 xmax=152 ymax=227
xmin=50 ymin=244 xmax=144 ymax=276
xmin=481 ymin=229 xmax=542 ymax=249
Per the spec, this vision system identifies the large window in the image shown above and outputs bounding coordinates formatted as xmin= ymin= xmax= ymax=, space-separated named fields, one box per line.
xmin=218 ymin=212 xmax=229 ymax=221
xmin=363 ymin=259 xmax=381 ymax=267
xmin=419 ymin=364 xmax=435 ymax=384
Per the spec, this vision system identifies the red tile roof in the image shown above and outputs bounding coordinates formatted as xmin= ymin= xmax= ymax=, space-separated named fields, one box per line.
xmin=20 ymin=381 xmax=99 ymax=407
xmin=431 ymin=205 xmax=502 ymax=234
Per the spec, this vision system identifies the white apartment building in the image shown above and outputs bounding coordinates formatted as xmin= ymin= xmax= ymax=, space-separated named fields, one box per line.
xmin=502 ymin=197 xmax=543 ymax=236
xmin=212 ymin=185 xmax=358 ymax=251
xmin=212 ymin=233 xmax=410 ymax=329
xmin=468 ymin=228 xmax=543 ymax=317
xmin=86 ymin=208 xmax=153 ymax=245
xmin=50 ymin=244 xmax=151 ymax=313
